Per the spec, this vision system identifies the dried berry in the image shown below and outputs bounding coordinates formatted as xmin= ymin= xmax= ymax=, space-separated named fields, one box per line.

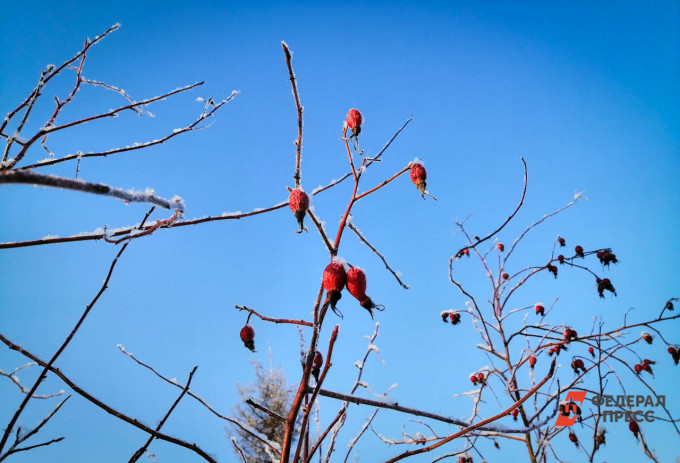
xmin=346 ymin=266 xmax=384 ymax=318
xmin=641 ymin=331 xmax=653 ymax=344
xmin=240 ymin=325 xmax=255 ymax=352
xmin=502 ymin=272 xmax=509 ymax=280
xmin=568 ymin=430 xmax=579 ymax=447
xmin=547 ymin=264 xmax=558 ymax=278
xmin=288 ymin=188 xmax=310 ymax=233
xmin=323 ymin=261 xmax=347 ymax=316
xmin=564 ymin=328 xmax=578 ymax=342
xmin=449 ymin=312 xmax=461 ymax=325
xmin=557 ymin=254 xmax=565 ymax=264
xmin=629 ymin=420 xmax=640 ymax=440
xmin=575 ymin=245 xmax=584 ymax=257
xmin=571 ymin=359 xmax=586 ymax=374
xmin=558 ymin=237 xmax=566 ymax=247
xmin=410 ymin=162 xmax=427 ymax=196
xmin=597 ymin=278 xmax=616 ymax=298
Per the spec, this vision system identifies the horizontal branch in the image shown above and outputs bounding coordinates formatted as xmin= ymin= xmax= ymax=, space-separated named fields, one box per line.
xmin=0 ymin=169 xmax=184 ymax=212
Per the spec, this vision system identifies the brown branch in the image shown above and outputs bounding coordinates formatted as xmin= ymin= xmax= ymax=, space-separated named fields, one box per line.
xmin=235 ymin=305 xmax=313 ymax=327
xmin=0 ymin=335 xmax=216 ymax=463
xmin=384 ymin=359 xmax=556 ymax=463
xmin=347 ymin=221 xmax=409 ymax=289
xmin=0 ymin=240 xmax=131 ymax=454
xmin=451 ymin=158 xmax=527 ymax=259
xmin=246 ymin=399 xmax=286 ymax=423
xmin=129 ymin=366 xmax=198 ymax=463
xmin=21 ymin=91 xmax=238 ymax=170
xmin=117 ymin=344 xmax=282 ymax=455
xmin=0 ymin=169 xmax=184 ymax=212
xmin=281 ymin=42 xmax=303 ymax=189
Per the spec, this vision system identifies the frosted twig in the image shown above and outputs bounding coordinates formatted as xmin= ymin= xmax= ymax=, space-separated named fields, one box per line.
xmin=347 ymin=221 xmax=409 ymax=289
xmin=235 ymin=305 xmax=313 ymax=327
xmin=343 ymin=409 xmax=379 ymax=463
xmin=281 ymin=42 xmax=303 ymax=189
xmin=0 ymin=364 xmax=65 ymax=399
xmin=0 ymin=169 xmax=184 ymax=212
xmin=22 ymin=91 xmax=238 ymax=170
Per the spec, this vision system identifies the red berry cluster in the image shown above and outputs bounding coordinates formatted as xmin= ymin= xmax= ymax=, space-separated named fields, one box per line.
xmin=469 ymin=371 xmax=486 ymax=386
xmin=596 ymin=278 xmax=616 ymax=298
xmin=563 ymin=327 xmax=578 ymax=342
xmin=571 ymin=359 xmax=586 ymax=374
xmin=441 ymin=311 xmax=461 ymax=325
xmin=546 ymin=263 xmax=558 ymax=278
xmin=323 ymin=262 xmax=383 ymax=318
xmin=596 ymin=250 xmax=618 ymax=267
xmin=548 ymin=343 xmax=568 ymax=356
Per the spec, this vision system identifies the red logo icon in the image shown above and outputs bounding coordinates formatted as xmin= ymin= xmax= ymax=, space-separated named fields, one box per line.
xmin=555 ymin=391 xmax=587 ymax=427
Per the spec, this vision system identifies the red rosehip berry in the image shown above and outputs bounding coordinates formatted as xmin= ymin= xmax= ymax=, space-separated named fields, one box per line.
xmin=634 ymin=363 xmax=643 ymax=374
xmin=240 ymin=325 xmax=255 ymax=352
xmin=629 ymin=420 xmax=640 ymax=440
xmin=410 ymin=162 xmax=427 ymax=196
xmin=502 ymin=272 xmax=509 ymax=280
xmin=588 ymin=346 xmax=595 ymax=357
xmin=669 ymin=346 xmax=678 ymax=355
xmin=665 ymin=300 xmax=674 ymax=311
xmin=323 ymin=261 xmax=347 ymax=316
xmin=597 ymin=277 xmax=616 ymax=298
xmin=311 ymin=351 xmax=323 ymax=382
xmin=346 ymin=108 xmax=362 ymax=136
xmin=571 ymin=359 xmax=586 ymax=374
xmin=557 ymin=254 xmax=565 ymax=264
xmin=568 ymin=430 xmax=579 ymax=447
xmin=288 ymin=188 xmax=309 ymax=233
xmin=575 ymin=245 xmax=584 ymax=257
xmin=449 ymin=312 xmax=461 ymax=325
xmin=512 ymin=408 xmax=519 ymax=421
xmin=529 ymin=356 xmax=537 ymax=368
xmin=558 ymin=237 xmax=566 ymax=246
xmin=346 ymin=266 xmax=383 ymax=318
xmin=547 ymin=264 xmax=558 ymax=278
xmin=497 ymin=243 xmax=505 ymax=252
xmin=477 ymin=372 xmax=485 ymax=383
xmin=641 ymin=331 xmax=653 ymax=344
xmin=470 ymin=374 xmax=478 ymax=385
xmin=535 ymin=304 xmax=545 ymax=316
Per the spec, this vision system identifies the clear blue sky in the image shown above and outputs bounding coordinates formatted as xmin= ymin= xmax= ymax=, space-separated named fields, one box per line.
xmin=1 ymin=1 xmax=679 ymax=462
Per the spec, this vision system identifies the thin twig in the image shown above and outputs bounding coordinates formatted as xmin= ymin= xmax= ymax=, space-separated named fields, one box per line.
xmin=281 ymin=42 xmax=303 ymax=189
xmin=0 ymin=335 xmax=216 ymax=463
xmin=129 ymin=367 xmax=198 ymax=463
xmin=347 ymin=221 xmax=409 ymax=289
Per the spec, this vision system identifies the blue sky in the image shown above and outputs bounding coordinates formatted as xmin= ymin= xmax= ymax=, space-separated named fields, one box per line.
xmin=1 ymin=1 xmax=679 ymax=462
